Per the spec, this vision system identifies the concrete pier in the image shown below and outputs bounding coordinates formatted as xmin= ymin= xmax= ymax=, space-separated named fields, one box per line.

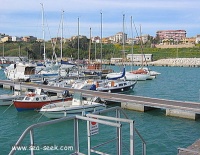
xmin=121 ymin=102 xmax=156 ymax=112
xmin=166 ymin=109 xmax=199 ymax=120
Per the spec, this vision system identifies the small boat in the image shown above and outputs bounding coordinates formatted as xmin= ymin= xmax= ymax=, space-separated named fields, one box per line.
xmin=13 ymin=88 xmax=72 ymax=112
xmin=0 ymin=85 xmax=25 ymax=106
xmin=39 ymin=92 xmax=106 ymax=119
xmin=96 ymin=79 xmax=137 ymax=93
xmin=0 ymin=93 xmax=24 ymax=106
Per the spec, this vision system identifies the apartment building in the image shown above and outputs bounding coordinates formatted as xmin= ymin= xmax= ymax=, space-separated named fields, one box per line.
xmin=113 ymin=32 xmax=127 ymax=44
xmin=156 ymin=30 xmax=186 ymax=42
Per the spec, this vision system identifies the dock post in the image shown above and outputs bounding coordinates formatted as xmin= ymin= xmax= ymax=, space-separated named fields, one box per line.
xmin=121 ymin=102 xmax=155 ymax=112
xmin=166 ymin=109 xmax=197 ymax=120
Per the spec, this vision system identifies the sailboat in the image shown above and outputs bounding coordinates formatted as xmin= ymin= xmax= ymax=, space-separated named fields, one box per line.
xmin=106 ymin=14 xmax=149 ymax=81
xmin=84 ymin=12 xmax=113 ymax=77
xmin=130 ymin=23 xmax=160 ymax=79
xmin=124 ymin=16 xmax=151 ymax=81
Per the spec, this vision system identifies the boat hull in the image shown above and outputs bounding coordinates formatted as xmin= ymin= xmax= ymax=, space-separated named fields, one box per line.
xmin=0 ymin=95 xmax=24 ymax=106
xmin=41 ymin=104 xmax=106 ymax=119
xmin=14 ymin=98 xmax=72 ymax=112
xmin=96 ymin=81 xmax=136 ymax=93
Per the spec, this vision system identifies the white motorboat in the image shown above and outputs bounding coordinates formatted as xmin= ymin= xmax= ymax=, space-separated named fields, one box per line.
xmin=4 ymin=62 xmax=42 ymax=82
xmin=39 ymin=92 xmax=106 ymax=119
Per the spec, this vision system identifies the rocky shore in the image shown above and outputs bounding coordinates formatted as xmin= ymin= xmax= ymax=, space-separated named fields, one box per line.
xmin=149 ymin=58 xmax=200 ymax=67
xmin=114 ymin=58 xmax=200 ymax=67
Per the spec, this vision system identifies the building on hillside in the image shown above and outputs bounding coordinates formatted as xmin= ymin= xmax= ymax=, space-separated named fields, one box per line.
xmin=156 ymin=30 xmax=186 ymax=43
xmin=113 ymin=32 xmax=127 ymax=44
xmin=91 ymin=36 xmax=100 ymax=43
xmin=182 ymin=37 xmax=196 ymax=44
xmin=51 ymin=37 xmax=61 ymax=44
xmin=195 ymin=35 xmax=200 ymax=44
xmin=127 ymin=54 xmax=153 ymax=62
xmin=102 ymin=37 xmax=112 ymax=44
xmin=126 ymin=38 xmax=138 ymax=45
xmin=12 ymin=36 xmax=22 ymax=42
xmin=1 ymin=35 xmax=12 ymax=42
xmin=0 ymin=33 xmax=6 ymax=42
xmin=22 ymin=36 xmax=37 ymax=42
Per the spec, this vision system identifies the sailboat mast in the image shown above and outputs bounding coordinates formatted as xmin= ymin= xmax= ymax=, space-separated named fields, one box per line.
xmin=88 ymin=27 xmax=91 ymax=64
xmin=131 ymin=16 xmax=134 ymax=71
xmin=100 ymin=12 xmax=103 ymax=72
xmin=61 ymin=10 xmax=64 ymax=60
xmin=77 ymin=17 xmax=80 ymax=79
xmin=2 ymin=42 xmax=4 ymax=57
xmin=140 ymin=25 xmax=144 ymax=68
xmin=122 ymin=14 xmax=125 ymax=60
xmin=41 ymin=3 xmax=46 ymax=63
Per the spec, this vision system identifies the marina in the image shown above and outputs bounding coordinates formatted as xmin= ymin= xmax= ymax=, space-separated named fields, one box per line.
xmin=0 ymin=66 xmax=200 ymax=154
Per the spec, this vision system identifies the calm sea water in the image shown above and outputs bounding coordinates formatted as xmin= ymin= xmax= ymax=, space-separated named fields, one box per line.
xmin=0 ymin=66 xmax=200 ymax=155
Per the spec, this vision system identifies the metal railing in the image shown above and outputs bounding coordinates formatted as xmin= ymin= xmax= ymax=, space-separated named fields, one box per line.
xmin=9 ymin=106 xmax=146 ymax=155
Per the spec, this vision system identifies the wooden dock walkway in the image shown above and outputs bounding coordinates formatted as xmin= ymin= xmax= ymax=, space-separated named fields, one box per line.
xmin=0 ymin=79 xmax=200 ymax=120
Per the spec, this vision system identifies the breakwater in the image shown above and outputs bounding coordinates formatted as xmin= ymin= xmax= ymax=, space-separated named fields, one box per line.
xmin=114 ymin=58 xmax=200 ymax=67
xmin=149 ymin=58 xmax=200 ymax=67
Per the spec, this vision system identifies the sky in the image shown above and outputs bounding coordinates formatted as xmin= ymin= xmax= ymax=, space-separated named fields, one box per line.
xmin=0 ymin=0 xmax=200 ymax=40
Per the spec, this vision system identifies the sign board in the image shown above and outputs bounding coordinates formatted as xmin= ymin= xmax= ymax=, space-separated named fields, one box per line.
xmin=90 ymin=119 xmax=99 ymax=136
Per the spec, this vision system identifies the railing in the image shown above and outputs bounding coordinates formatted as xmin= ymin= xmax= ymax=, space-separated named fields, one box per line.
xmin=9 ymin=106 xmax=146 ymax=155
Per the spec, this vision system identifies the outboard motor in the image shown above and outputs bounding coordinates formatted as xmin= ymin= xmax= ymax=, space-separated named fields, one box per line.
xmin=62 ymin=90 xmax=70 ymax=97
xmin=90 ymin=84 xmax=96 ymax=91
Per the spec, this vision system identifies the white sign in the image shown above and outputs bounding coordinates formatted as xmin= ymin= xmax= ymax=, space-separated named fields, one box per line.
xmin=90 ymin=120 xmax=99 ymax=136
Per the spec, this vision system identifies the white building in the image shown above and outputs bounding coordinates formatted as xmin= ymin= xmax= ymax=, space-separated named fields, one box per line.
xmin=127 ymin=54 xmax=153 ymax=62
xmin=12 ymin=36 xmax=22 ymax=42
xmin=196 ymin=35 xmax=200 ymax=44
xmin=113 ymin=32 xmax=127 ymax=44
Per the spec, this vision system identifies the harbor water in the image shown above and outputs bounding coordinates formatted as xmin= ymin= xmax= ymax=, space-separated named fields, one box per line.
xmin=0 ymin=66 xmax=200 ymax=154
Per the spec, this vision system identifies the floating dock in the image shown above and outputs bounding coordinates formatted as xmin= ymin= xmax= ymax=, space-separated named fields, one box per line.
xmin=0 ymin=80 xmax=200 ymax=120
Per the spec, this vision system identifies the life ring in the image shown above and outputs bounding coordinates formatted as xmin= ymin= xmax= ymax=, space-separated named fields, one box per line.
xmin=27 ymin=93 xmax=36 ymax=97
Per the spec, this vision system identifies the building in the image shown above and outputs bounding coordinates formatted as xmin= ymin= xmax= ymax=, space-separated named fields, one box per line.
xmin=1 ymin=35 xmax=12 ymax=42
xmin=91 ymin=36 xmax=100 ymax=43
xmin=110 ymin=58 xmax=123 ymax=64
xmin=127 ymin=54 xmax=153 ymax=62
xmin=195 ymin=35 xmax=200 ymax=44
xmin=113 ymin=32 xmax=127 ymax=44
xmin=22 ymin=36 xmax=37 ymax=42
xmin=182 ymin=37 xmax=196 ymax=44
xmin=12 ymin=36 xmax=22 ymax=42
xmin=156 ymin=30 xmax=186 ymax=43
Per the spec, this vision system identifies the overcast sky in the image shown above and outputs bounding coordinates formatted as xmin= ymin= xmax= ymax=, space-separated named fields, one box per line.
xmin=1 ymin=0 xmax=200 ymax=40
